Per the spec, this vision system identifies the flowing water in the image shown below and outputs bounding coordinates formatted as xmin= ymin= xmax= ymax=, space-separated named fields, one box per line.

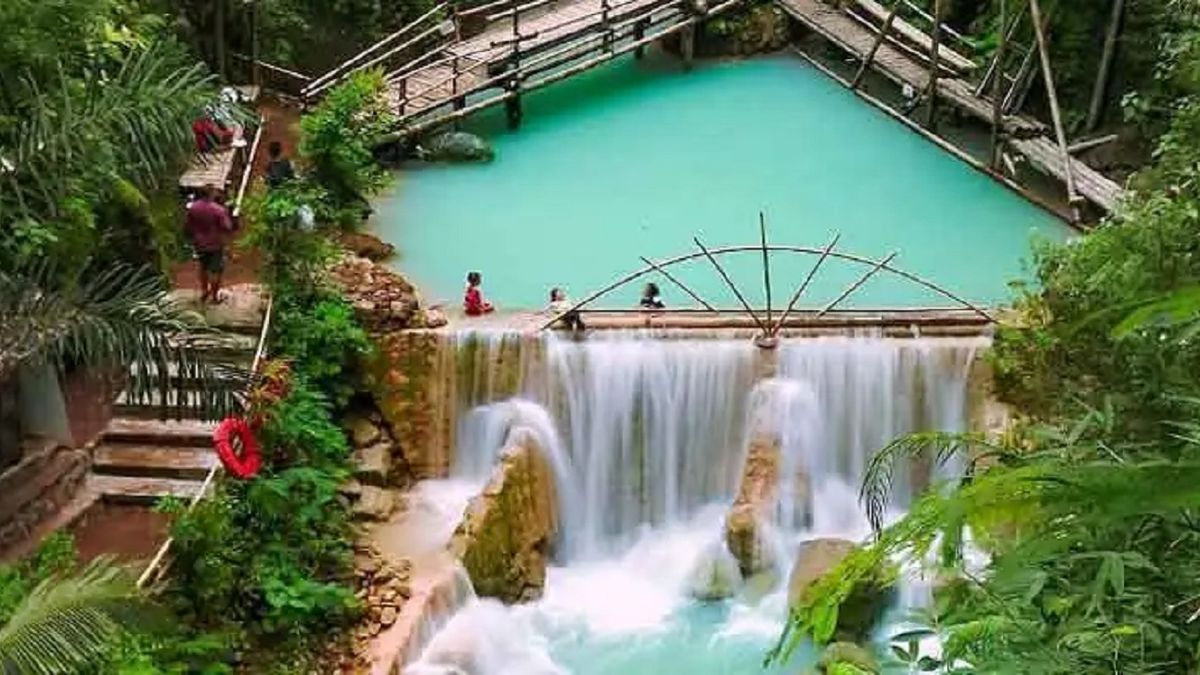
xmin=405 ymin=332 xmax=983 ymax=674
xmin=374 ymin=53 xmax=1071 ymax=310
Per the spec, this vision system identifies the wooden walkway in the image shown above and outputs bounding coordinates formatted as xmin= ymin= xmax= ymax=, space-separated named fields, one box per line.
xmin=777 ymin=0 xmax=1123 ymax=212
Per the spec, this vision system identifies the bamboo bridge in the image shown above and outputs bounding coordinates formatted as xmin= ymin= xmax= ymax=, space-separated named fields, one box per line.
xmin=301 ymin=0 xmax=1124 ymax=216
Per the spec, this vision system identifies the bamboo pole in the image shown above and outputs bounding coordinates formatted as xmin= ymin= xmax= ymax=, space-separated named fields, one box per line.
xmin=640 ymin=256 xmax=717 ymax=311
xmin=818 ymin=252 xmax=898 ymax=316
xmin=1086 ymin=0 xmax=1125 ymax=132
xmin=1028 ymin=0 xmax=1081 ymax=215
xmin=694 ymin=238 xmax=768 ymax=332
xmin=1068 ymin=133 xmax=1119 ymax=154
xmin=772 ymin=233 xmax=841 ymax=335
xmin=924 ymin=0 xmax=943 ymax=127
xmin=851 ymin=0 xmax=902 ymax=90
xmin=759 ymin=212 xmax=772 ymax=329
xmin=989 ymin=0 xmax=1007 ymax=169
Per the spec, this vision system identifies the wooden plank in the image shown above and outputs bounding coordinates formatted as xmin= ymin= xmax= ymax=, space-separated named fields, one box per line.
xmin=102 ymin=418 xmax=216 ymax=447
xmin=92 ymin=474 xmax=208 ymax=505
xmin=93 ymin=445 xmax=218 ymax=481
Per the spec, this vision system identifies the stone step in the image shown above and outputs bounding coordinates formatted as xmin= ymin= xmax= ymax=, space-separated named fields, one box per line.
xmin=90 ymin=474 xmax=208 ymax=505
xmin=102 ymin=417 xmax=216 ymax=447
xmin=92 ymin=444 xmax=217 ymax=481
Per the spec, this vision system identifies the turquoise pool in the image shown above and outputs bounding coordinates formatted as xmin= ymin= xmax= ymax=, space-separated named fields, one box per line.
xmin=373 ymin=52 xmax=1071 ymax=310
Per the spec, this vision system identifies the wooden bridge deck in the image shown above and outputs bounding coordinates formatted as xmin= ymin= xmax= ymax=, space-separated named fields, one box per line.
xmin=777 ymin=0 xmax=1123 ymax=212
xmin=389 ymin=0 xmax=678 ymax=117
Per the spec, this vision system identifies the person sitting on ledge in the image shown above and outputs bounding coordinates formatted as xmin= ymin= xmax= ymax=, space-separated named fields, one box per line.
xmin=639 ymin=282 xmax=665 ymax=310
xmin=546 ymin=287 xmax=585 ymax=332
xmin=464 ymin=271 xmax=495 ymax=316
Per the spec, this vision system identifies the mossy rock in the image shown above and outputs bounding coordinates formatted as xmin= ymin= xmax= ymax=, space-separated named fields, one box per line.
xmin=417 ymin=131 xmax=494 ymax=163
xmin=819 ymin=642 xmax=879 ymax=674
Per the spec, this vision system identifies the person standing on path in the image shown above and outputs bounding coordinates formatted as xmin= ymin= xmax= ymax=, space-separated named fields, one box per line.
xmin=185 ymin=184 xmax=235 ymax=303
xmin=265 ymin=141 xmax=296 ymax=188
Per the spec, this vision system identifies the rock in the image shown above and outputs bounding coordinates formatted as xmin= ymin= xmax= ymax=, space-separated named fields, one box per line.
xmin=334 ymin=230 xmax=396 ymax=261
xmin=328 ymin=253 xmax=423 ymax=332
xmin=339 ymin=479 xmax=363 ymax=498
xmin=699 ymin=4 xmax=789 ymax=56
xmin=417 ymin=131 xmax=495 ymax=163
xmin=686 ymin=541 xmax=743 ymax=602
xmin=788 ymin=538 xmax=857 ymax=608
xmin=355 ymin=553 xmax=379 ymax=575
xmin=819 ymin=642 xmax=880 ymax=674
xmin=417 ymin=306 xmax=448 ymax=329
xmin=355 ymin=441 xmax=392 ymax=487
xmin=725 ymin=434 xmax=781 ymax=576
xmin=448 ymin=435 xmax=557 ymax=603
xmin=788 ymin=539 xmax=891 ymax=642
xmin=344 ymin=414 xmax=382 ymax=448
xmin=380 ymin=605 xmax=398 ymax=627
xmin=353 ymin=485 xmax=396 ymax=522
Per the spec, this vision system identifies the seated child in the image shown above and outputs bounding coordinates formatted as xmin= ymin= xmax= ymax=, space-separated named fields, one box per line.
xmin=464 ymin=271 xmax=495 ymax=316
xmin=546 ymin=287 xmax=584 ymax=332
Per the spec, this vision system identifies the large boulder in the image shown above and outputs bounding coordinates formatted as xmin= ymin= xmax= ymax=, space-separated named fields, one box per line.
xmin=788 ymin=539 xmax=891 ymax=642
xmin=686 ymin=541 xmax=744 ymax=602
xmin=448 ymin=435 xmax=557 ymax=603
xmin=327 ymin=253 xmax=423 ymax=332
xmin=417 ymin=131 xmax=495 ymax=163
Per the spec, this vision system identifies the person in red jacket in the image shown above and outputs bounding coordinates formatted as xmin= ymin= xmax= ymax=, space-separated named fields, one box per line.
xmin=464 ymin=271 xmax=495 ymax=316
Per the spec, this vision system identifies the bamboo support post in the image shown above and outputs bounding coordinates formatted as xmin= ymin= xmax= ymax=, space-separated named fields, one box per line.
xmin=818 ymin=251 xmax=898 ymax=316
xmin=772 ymin=233 xmax=840 ymax=334
xmin=1086 ymin=0 xmax=1125 ymax=132
xmin=1029 ymin=0 xmax=1081 ymax=216
xmin=681 ymin=23 xmax=696 ymax=70
xmin=602 ymin=0 xmax=613 ymax=52
xmin=639 ymin=256 xmax=717 ymax=311
xmin=851 ymin=0 xmax=902 ymax=90
xmin=634 ymin=18 xmax=649 ymax=58
xmin=989 ymin=0 xmax=1007 ymax=169
xmin=759 ymin=213 xmax=772 ymax=328
xmin=694 ymin=238 xmax=768 ymax=332
xmin=924 ymin=0 xmax=943 ymax=128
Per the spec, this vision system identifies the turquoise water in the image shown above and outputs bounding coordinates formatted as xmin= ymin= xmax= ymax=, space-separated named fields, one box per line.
xmin=374 ymin=53 xmax=1071 ymax=310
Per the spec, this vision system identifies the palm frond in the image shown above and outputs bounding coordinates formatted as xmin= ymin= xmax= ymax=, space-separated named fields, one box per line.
xmin=1 ymin=41 xmax=216 ymax=227
xmin=860 ymin=431 xmax=1006 ymax=533
xmin=0 ymin=557 xmax=147 ymax=674
xmin=0 ymin=259 xmax=250 ymax=420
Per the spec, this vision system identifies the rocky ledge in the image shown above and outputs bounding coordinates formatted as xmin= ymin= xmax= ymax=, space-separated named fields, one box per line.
xmin=724 ymin=433 xmax=783 ymax=576
xmin=328 ymin=253 xmax=447 ymax=332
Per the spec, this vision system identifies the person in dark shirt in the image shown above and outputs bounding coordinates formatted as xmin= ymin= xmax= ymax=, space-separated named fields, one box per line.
xmin=639 ymin=282 xmax=665 ymax=309
xmin=184 ymin=185 xmax=234 ymax=303
xmin=265 ymin=141 xmax=295 ymax=188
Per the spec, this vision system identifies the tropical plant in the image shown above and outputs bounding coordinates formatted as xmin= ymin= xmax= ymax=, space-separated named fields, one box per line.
xmin=0 ymin=258 xmax=248 ymax=419
xmin=0 ymin=557 xmax=148 ymax=674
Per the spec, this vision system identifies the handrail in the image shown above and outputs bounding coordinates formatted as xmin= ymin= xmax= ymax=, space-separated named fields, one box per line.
xmin=136 ymin=294 xmax=275 ymax=589
xmin=232 ymin=53 xmax=314 ymax=84
xmin=231 ymin=115 xmax=266 ymax=219
xmin=306 ymin=22 xmax=451 ymax=99
xmin=304 ymin=3 xmax=450 ymax=95
xmin=395 ymin=0 xmax=682 ymax=123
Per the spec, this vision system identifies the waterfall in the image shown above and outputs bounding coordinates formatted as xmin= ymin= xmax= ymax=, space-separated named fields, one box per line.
xmin=403 ymin=330 xmax=987 ymax=674
xmin=545 ymin=335 xmax=758 ymax=559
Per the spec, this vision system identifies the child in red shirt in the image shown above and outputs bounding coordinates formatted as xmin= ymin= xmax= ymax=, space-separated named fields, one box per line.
xmin=464 ymin=271 xmax=495 ymax=316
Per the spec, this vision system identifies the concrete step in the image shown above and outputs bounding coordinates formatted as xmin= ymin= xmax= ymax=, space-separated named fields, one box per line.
xmin=90 ymin=474 xmax=208 ymax=505
xmin=93 ymin=444 xmax=217 ymax=481
xmin=102 ymin=417 xmax=216 ymax=447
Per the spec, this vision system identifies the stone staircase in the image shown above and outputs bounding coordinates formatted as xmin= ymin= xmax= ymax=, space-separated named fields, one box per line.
xmin=86 ymin=284 xmax=266 ymax=505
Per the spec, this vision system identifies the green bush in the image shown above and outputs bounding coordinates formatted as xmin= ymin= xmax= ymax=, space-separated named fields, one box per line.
xmin=298 ymin=70 xmax=396 ymax=228
xmin=273 ymin=294 xmax=371 ymax=411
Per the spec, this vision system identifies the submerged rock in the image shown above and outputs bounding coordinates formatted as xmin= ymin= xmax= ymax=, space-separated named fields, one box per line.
xmin=417 ymin=131 xmax=495 ymax=163
xmin=686 ymin=540 xmax=744 ymax=601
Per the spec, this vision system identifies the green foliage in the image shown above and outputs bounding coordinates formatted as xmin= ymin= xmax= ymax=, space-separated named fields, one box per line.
xmin=273 ymin=294 xmax=371 ymax=409
xmin=0 ymin=533 xmax=78 ymax=623
xmin=165 ymin=376 xmax=357 ymax=648
xmin=298 ymin=70 xmax=396 ymax=228
xmin=0 ymin=0 xmax=218 ymax=270
xmin=0 ymin=557 xmax=148 ymax=675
